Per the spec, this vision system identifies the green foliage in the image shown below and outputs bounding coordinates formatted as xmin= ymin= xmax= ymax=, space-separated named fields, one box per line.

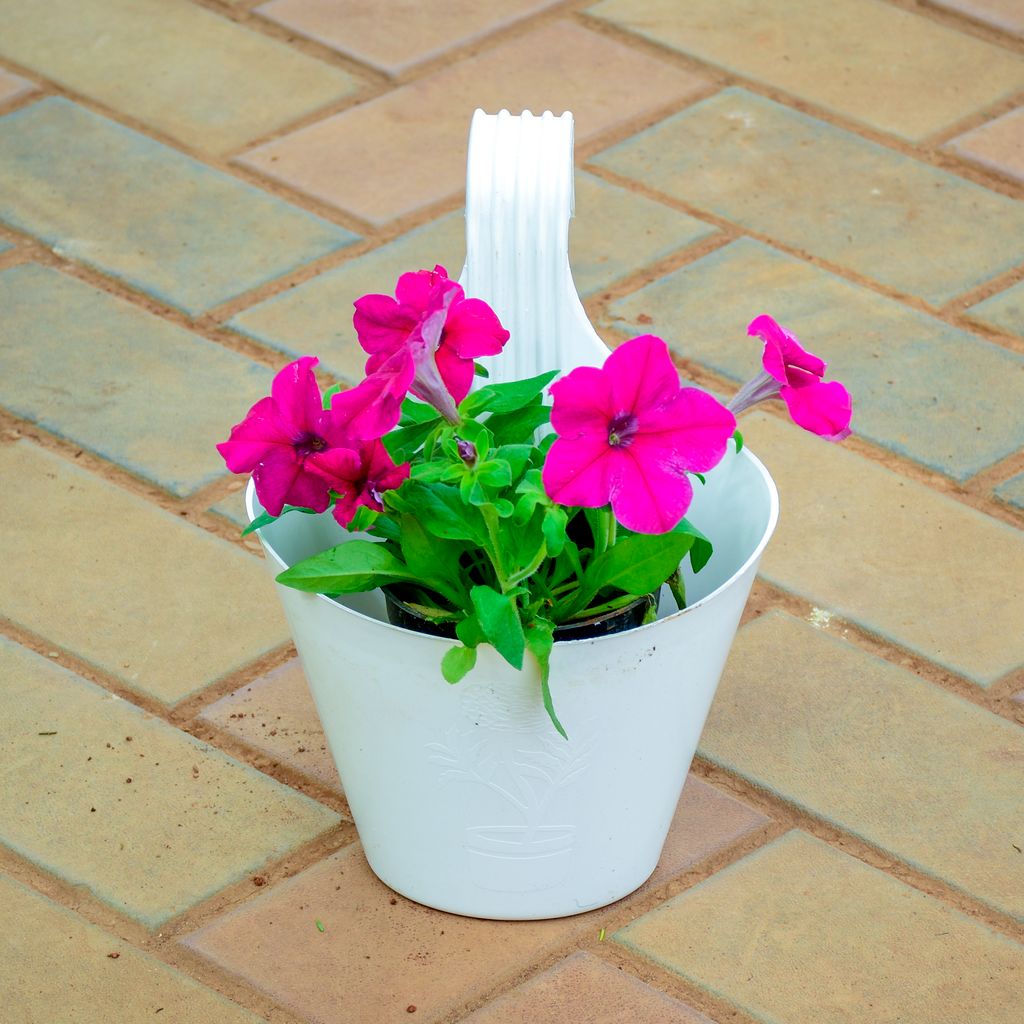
xmin=274 ymin=374 xmax=717 ymax=737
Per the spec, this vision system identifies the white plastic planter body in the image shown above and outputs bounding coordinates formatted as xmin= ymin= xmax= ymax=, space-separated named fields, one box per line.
xmin=247 ymin=447 xmax=776 ymax=919
xmin=245 ymin=110 xmax=779 ymax=918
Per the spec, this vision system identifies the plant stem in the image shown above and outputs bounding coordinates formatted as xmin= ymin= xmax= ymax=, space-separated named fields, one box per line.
xmin=478 ymin=504 xmax=510 ymax=592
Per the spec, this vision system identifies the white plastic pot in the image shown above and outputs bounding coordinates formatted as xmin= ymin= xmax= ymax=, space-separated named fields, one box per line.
xmin=245 ymin=110 xmax=779 ymax=919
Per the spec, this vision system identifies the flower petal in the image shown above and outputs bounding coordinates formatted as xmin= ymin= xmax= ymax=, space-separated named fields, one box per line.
xmin=269 ymin=356 xmax=322 ymax=436
xmin=353 ymin=294 xmax=415 ymax=358
xmin=637 ymin=387 xmax=737 ymax=474
xmin=605 ymin=335 xmax=681 ymax=415
xmin=216 ymin=398 xmax=293 ymax=474
xmin=749 ymin=314 xmax=826 ymax=384
xmin=609 ymin=449 xmax=695 ymax=535
xmin=252 ymin=449 xmax=332 ymax=517
xmin=548 ymin=366 xmax=616 ymax=439
xmin=542 ymin=434 xmax=613 ymax=509
xmin=330 ymin=358 xmax=413 ymax=439
xmin=781 ymin=380 xmax=852 ymax=441
xmin=443 ymin=297 xmax=510 ymax=359
xmin=434 ymin=340 xmax=475 ymax=404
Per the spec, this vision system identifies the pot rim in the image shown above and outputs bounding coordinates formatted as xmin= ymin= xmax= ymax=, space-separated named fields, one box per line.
xmin=245 ymin=446 xmax=779 ymax=647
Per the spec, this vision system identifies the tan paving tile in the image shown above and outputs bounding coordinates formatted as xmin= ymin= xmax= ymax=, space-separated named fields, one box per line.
xmin=459 ymin=951 xmax=714 ymax=1024
xmin=588 ymin=0 xmax=1024 ymax=141
xmin=0 ymin=99 xmax=357 ymax=316
xmin=703 ymin=612 xmax=1024 ymax=921
xmin=947 ymin=106 xmax=1024 ymax=182
xmin=1 ymin=873 xmax=266 ymax=1022
xmin=0 ymin=638 xmax=339 ymax=927
xmin=237 ymin=20 xmax=709 ymax=224
xmin=605 ymin=237 xmax=1024 ymax=481
xmin=0 ymin=441 xmax=289 ymax=704
xmin=0 ymin=263 xmax=276 ymax=496
xmin=746 ymin=414 xmax=1024 ymax=685
xmin=200 ymin=659 xmax=341 ymax=792
xmin=0 ymin=0 xmax=360 ymax=153
xmin=592 ymin=88 xmax=1024 ymax=305
xmin=230 ymin=172 xmax=715 ymax=377
xmin=616 ymin=832 xmax=1024 ymax=1024
xmin=931 ymin=0 xmax=1024 ymax=35
xmin=230 ymin=211 xmax=466 ymax=381
xmin=183 ymin=779 xmax=764 ymax=1023
xmin=257 ymin=0 xmax=563 ymax=76
xmin=0 ymin=67 xmax=34 ymax=105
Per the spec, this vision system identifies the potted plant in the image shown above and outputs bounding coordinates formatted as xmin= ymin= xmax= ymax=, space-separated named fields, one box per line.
xmin=217 ymin=261 xmax=850 ymax=919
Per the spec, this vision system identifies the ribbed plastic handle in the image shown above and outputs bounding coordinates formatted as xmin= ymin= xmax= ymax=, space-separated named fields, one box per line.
xmin=460 ymin=109 xmax=609 ymax=385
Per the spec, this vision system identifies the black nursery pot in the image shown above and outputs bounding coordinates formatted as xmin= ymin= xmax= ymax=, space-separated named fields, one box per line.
xmin=382 ymin=588 xmax=658 ymax=642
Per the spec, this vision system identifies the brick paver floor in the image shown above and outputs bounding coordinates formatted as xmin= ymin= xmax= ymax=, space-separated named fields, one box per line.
xmin=1 ymin=1 xmax=1021 ymax=1022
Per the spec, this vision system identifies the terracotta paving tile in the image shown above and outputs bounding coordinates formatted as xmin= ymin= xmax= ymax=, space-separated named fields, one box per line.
xmin=257 ymin=0 xmax=563 ymax=76
xmin=0 ymin=441 xmax=290 ymax=704
xmin=459 ymin=951 xmax=714 ymax=1024
xmin=966 ymin=278 xmax=1024 ymax=337
xmin=606 ymin=237 xmax=1024 ymax=481
xmin=947 ymin=107 xmax=1024 ymax=181
xmin=592 ymin=88 xmax=1024 ymax=305
xmin=0 ymin=638 xmax=339 ymax=927
xmin=0 ymin=0 xmax=360 ymax=153
xmin=200 ymin=659 xmax=341 ymax=792
xmin=237 ymin=20 xmax=710 ymax=225
xmin=745 ymin=413 xmax=1024 ymax=686
xmin=0 ymin=67 xmax=34 ymax=105
xmin=183 ymin=777 xmax=764 ymax=1024
xmin=616 ymin=832 xmax=1024 ymax=1024
xmin=1 ymin=873 xmax=265 ymax=1021
xmin=995 ymin=471 xmax=1024 ymax=509
xmin=588 ymin=0 xmax=1024 ymax=141
xmin=0 ymin=99 xmax=357 ymax=315
xmin=931 ymin=0 xmax=1024 ymax=35
xmin=0 ymin=264 xmax=274 ymax=496
xmin=703 ymin=612 xmax=1024 ymax=921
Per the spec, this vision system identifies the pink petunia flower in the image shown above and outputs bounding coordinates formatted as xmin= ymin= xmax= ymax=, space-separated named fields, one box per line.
xmin=216 ymin=356 xmax=363 ymax=517
xmin=542 ymin=335 xmax=736 ymax=534
xmin=729 ymin=315 xmax=852 ymax=441
xmin=311 ymin=439 xmax=410 ymax=527
xmin=353 ymin=265 xmax=509 ymax=420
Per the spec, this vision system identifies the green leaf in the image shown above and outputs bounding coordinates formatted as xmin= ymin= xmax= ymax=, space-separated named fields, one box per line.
xmin=470 ymin=585 xmax=525 ymax=670
xmin=277 ymin=540 xmax=412 ymax=593
xmin=692 ymin=472 xmax=706 ymax=485
xmin=242 ymin=505 xmax=317 ymax=537
xmin=541 ymin=506 xmax=568 ymax=557
xmin=347 ymin=505 xmax=379 ymax=534
xmin=441 ymin=645 xmax=477 ymax=683
xmin=733 ymin=429 xmax=744 ymax=453
xmin=671 ymin=518 xmax=713 ymax=574
xmin=584 ymin=533 xmax=695 ymax=601
xmin=455 ymin=613 xmax=485 ymax=648
xmin=460 ymin=371 xmax=559 ymax=417
xmin=667 ymin=568 xmax=686 ymax=610
xmin=382 ymin=419 xmax=437 ymax=462
xmin=524 ymin=618 xmax=567 ymax=740
xmin=322 ymin=383 xmax=345 ymax=409
xmin=493 ymin=444 xmax=534 ymax=480
xmin=400 ymin=397 xmax=440 ymax=425
xmin=397 ymin=514 xmax=442 ymax=579
xmin=473 ymin=362 xmax=490 ymax=378
xmin=387 ymin=481 xmax=483 ymax=542
xmin=475 ymin=459 xmax=512 ymax=488
xmin=485 ymin=403 xmax=551 ymax=445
